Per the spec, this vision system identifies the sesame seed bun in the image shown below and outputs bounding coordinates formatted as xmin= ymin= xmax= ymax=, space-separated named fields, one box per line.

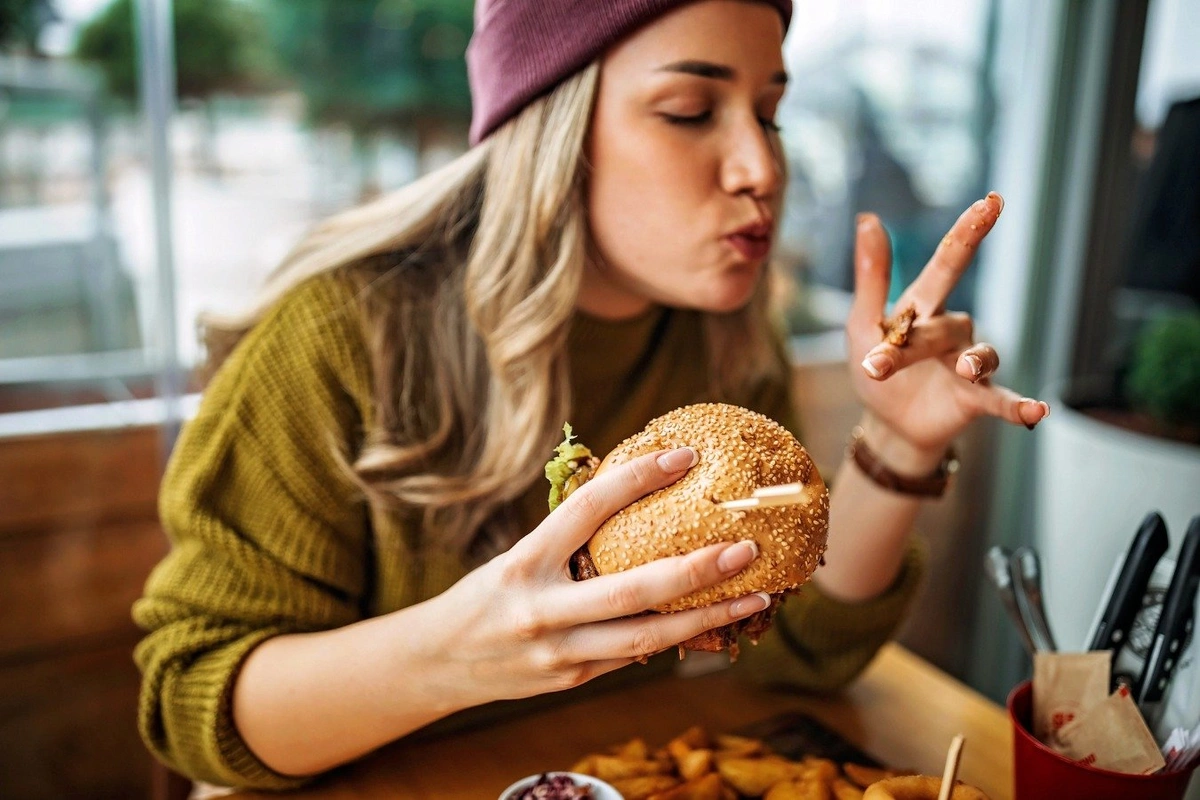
xmin=588 ymin=403 xmax=829 ymax=614
xmin=863 ymin=776 xmax=991 ymax=800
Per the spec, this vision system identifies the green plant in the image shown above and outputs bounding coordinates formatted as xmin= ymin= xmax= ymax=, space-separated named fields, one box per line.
xmin=73 ymin=0 xmax=272 ymax=102
xmin=1125 ymin=310 xmax=1200 ymax=435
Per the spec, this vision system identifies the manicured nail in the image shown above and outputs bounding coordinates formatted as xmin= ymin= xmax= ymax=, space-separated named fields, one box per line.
xmin=862 ymin=353 xmax=893 ymax=379
xmin=963 ymin=353 xmax=983 ymax=382
xmin=1039 ymin=401 xmax=1051 ymax=418
xmin=657 ymin=447 xmax=697 ymax=472
xmin=717 ymin=540 xmax=758 ymax=573
xmin=731 ymin=592 xmax=771 ymax=618
xmin=1020 ymin=398 xmax=1041 ymax=430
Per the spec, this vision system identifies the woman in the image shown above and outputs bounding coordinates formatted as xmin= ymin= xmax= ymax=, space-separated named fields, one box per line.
xmin=134 ymin=0 xmax=1050 ymax=790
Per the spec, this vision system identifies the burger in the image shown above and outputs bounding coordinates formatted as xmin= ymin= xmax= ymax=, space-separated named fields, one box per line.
xmin=544 ymin=403 xmax=829 ymax=659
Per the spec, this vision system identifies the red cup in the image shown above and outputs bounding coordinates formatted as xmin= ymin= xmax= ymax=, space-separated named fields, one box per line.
xmin=1007 ymin=680 xmax=1195 ymax=799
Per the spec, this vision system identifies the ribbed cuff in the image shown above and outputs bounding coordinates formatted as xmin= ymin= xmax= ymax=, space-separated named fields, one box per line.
xmin=168 ymin=628 xmax=310 ymax=791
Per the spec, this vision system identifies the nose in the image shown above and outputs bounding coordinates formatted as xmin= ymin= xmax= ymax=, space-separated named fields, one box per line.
xmin=719 ymin=118 xmax=783 ymax=200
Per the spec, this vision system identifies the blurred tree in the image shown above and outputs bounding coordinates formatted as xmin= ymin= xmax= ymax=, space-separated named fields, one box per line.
xmin=0 ymin=0 xmax=57 ymax=56
xmin=264 ymin=0 xmax=474 ymax=197
xmin=73 ymin=0 xmax=274 ymax=175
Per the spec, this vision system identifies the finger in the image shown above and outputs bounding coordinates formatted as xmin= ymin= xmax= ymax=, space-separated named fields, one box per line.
xmin=955 ymin=342 xmax=1001 ymax=384
xmin=973 ymin=384 xmax=1051 ymax=430
xmin=561 ymin=592 xmax=772 ymax=663
xmin=897 ymin=192 xmax=1003 ymax=315
xmin=523 ymin=447 xmax=697 ymax=567
xmin=847 ymin=213 xmax=893 ymax=333
xmin=546 ymin=540 xmax=760 ymax=626
xmin=860 ymin=312 xmax=974 ymax=380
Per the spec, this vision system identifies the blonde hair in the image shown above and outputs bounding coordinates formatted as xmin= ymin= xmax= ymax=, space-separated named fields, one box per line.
xmin=203 ymin=62 xmax=783 ymax=561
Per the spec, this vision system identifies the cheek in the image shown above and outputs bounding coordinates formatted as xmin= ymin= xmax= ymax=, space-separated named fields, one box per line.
xmin=587 ymin=126 xmax=712 ymax=274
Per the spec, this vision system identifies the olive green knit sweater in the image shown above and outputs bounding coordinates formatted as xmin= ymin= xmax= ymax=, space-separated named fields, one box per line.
xmin=133 ymin=272 xmax=924 ymax=790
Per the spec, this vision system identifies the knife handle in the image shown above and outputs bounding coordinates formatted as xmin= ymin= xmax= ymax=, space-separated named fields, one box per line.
xmin=1087 ymin=511 xmax=1169 ymax=652
xmin=1136 ymin=516 xmax=1200 ymax=705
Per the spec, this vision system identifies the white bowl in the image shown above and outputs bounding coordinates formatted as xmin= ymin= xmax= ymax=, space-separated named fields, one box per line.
xmin=498 ymin=771 xmax=624 ymax=800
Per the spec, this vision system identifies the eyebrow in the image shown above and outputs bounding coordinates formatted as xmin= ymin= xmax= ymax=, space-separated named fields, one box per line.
xmin=657 ymin=60 xmax=788 ymax=85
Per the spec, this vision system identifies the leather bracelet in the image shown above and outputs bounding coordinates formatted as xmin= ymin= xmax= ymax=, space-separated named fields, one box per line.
xmin=846 ymin=426 xmax=959 ymax=498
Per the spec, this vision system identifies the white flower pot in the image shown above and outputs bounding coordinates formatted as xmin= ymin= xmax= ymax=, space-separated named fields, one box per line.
xmin=1034 ymin=392 xmax=1200 ymax=650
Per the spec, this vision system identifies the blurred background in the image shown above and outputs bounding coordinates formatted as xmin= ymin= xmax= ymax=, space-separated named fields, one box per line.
xmin=0 ymin=0 xmax=1197 ymax=797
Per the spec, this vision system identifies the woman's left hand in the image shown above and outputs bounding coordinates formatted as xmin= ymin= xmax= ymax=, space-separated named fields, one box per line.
xmin=847 ymin=192 xmax=1050 ymax=457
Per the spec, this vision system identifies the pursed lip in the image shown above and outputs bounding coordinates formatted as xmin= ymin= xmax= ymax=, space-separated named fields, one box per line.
xmin=725 ymin=218 xmax=774 ymax=240
xmin=723 ymin=217 xmax=774 ymax=261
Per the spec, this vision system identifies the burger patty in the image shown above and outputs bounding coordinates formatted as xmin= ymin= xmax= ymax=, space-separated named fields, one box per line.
xmin=569 ymin=546 xmax=780 ymax=661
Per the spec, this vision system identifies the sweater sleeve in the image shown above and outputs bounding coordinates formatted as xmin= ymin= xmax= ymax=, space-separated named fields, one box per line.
xmin=735 ymin=330 xmax=926 ymax=691
xmin=132 ymin=273 xmax=376 ymax=790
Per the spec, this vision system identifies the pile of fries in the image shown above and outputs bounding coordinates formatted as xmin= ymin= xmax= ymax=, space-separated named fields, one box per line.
xmin=569 ymin=725 xmax=912 ymax=799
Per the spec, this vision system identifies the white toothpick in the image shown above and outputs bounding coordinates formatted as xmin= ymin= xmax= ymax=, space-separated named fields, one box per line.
xmin=937 ymin=734 xmax=964 ymax=800
xmin=718 ymin=482 xmax=809 ymax=511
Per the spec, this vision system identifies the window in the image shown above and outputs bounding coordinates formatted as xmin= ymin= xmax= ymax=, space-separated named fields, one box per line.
xmin=1 ymin=0 xmax=1010 ymax=424
xmin=777 ymin=0 xmax=997 ymax=335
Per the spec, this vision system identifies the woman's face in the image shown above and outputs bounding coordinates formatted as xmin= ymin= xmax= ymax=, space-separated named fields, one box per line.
xmin=582 ymin=0 xmax=787 ymax=319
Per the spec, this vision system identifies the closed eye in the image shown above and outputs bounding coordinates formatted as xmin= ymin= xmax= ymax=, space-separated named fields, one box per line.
xmin=661 ymin=111 xmax=713 ymax=127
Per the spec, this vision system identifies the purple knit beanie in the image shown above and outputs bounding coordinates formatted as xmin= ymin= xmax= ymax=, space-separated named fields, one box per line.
xmin=467 ymin=0 xmax=793 ymax=145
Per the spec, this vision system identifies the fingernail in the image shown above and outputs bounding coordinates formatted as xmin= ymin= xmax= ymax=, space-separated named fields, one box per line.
xmin=1020 ymin=398 xmax=1041 ymax=430
xmin=856 ymin=213 xmax=871 ymax=231
xmin=862 ymin=353 xmax=893 ymax=379
xmin=1040 ymin=401 xmax=1051 ymax=418
xmin=987 ymin=191 xmax=1004 ymax=213
xmin=731 ymin=592 xmax=771 ymax=618
xmin=964 ymin=353 xmax=983 ymax=382
xmin=657 ymin=447 xmax=697 ymax=472
xmin=717 ymin=540 xmax=758 ymax=573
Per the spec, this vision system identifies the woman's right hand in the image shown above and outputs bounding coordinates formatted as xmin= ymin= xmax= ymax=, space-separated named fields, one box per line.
xmin=413 ymin=446 xmax=768 ymax=711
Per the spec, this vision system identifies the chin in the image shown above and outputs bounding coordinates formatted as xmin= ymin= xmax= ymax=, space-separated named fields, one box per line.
xmin=699 ymin=272 xmax=762 ymax=313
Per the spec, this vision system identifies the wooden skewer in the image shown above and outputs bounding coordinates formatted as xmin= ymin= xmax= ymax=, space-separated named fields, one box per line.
xmin=718 ymin=482 xmax=809 ymax=511
xmin=937 ymin=734 xmax=965 ymax=800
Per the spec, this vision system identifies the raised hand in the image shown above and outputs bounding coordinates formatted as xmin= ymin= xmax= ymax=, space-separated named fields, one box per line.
xmin=847 ymin=193 xmax=1050 ymax=454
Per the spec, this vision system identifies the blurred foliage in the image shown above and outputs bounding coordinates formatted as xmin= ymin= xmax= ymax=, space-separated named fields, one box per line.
xmin=1125 ymin=311 xmax=1200 ymax=436
xmin=0 ymin=0 xmax=56 ymax=55
xmin=262 ymin=0 xmax=473 ymax=135
xmin=73 ymin=0 xmax=274 ymax=102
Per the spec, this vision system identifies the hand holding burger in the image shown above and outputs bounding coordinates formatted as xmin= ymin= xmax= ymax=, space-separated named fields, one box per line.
xmin=545 ymin=403 xmax=829 ymax=659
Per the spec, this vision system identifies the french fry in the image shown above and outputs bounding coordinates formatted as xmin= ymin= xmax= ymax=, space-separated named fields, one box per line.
xmin=646 ymin=771 xmax=725 ymax=800
xmin=568 ymin=725 xmax=903 ymax=800
xmin=842 ymin=763 xmax=912 ymax=789
xmin=590 ymin=755 xmax=671 ymax=782
xmin=677 ymin=748 xmax=714 ymax=781
xmin=764 ymin=779 xmax=833 ymax=800
xmin=715 ymin=734 xmax=769 ymax=756
xmin=801 ymin=757 xmax=838 ymax=784
xmin=610 ymin=775 xmax=681 ymax=799
xmin=831 ymin=777 xmax=865 ymax=800
xmin=570 ymin=755 xmax=598 ymax=775
xmin=716 ymin=756 xmax=804 ymax=795
xmin=676 ymin=725 xmax=711 ymax=749
xmin=613 ymin=737 xmax=650 ymax=761
xmin=667 ymin=738 xmax=694 ymax=767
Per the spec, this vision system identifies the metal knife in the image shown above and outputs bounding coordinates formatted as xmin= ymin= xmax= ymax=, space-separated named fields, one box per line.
xmin=1087 ymin=511 xmax=1169 ymax=653
xmin=1011 ymin=546 xmax=1057 ymax=653
xmin=1136 ymin=515 xmax=1200 ymax=706
xmin=984 ymin=545 xmax=1039 ymax=657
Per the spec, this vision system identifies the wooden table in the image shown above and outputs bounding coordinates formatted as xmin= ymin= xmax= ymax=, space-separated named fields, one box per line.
xmin=229 ymin=643 xmax=1013 ymax=799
